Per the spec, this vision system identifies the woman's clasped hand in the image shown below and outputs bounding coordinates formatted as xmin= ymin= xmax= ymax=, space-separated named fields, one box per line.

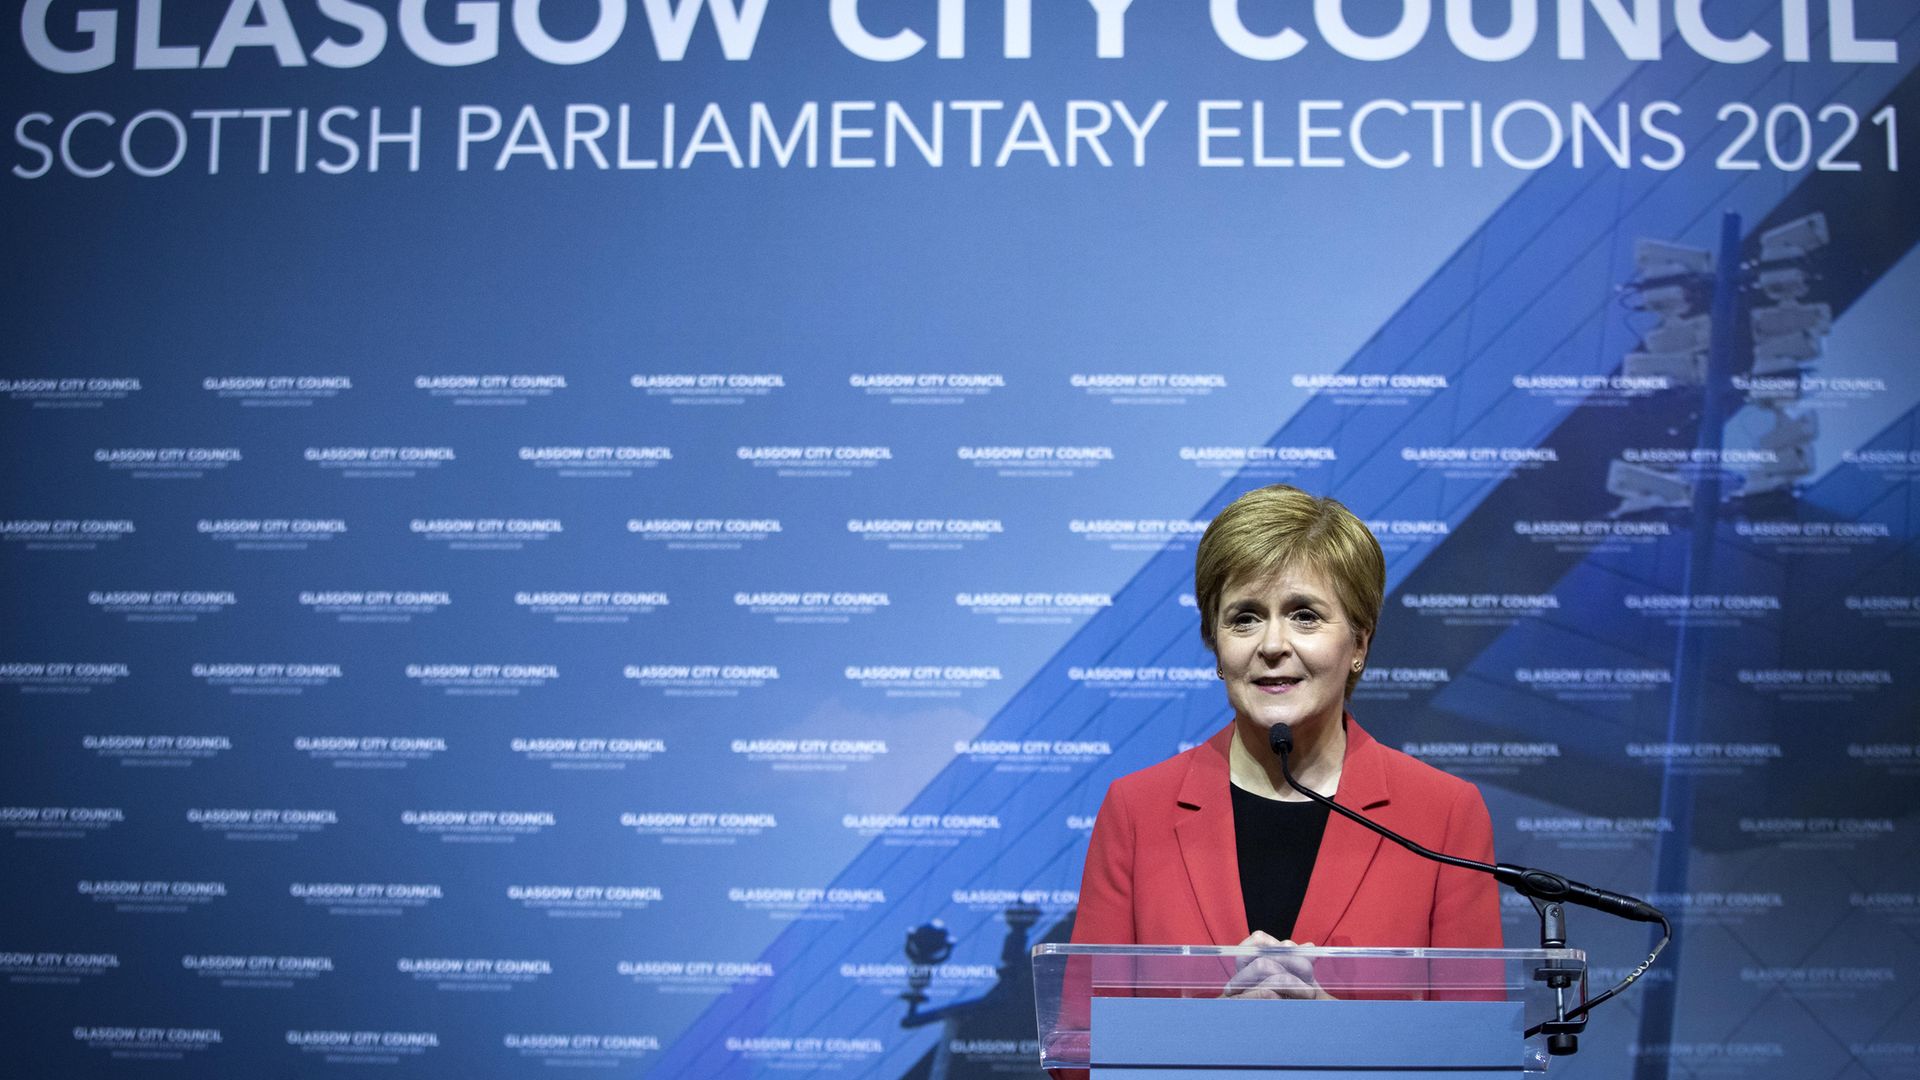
xmin=1221 ymin=931 xmax=1332 ymax=1000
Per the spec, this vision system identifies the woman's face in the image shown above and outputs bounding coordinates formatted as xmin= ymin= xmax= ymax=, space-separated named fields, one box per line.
xmin=1214 ymin=564 xmax=1367 ymax=742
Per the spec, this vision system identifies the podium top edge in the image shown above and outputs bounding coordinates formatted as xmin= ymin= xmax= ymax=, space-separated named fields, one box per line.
xmin=1033 ymin=944 xmax=1585 ymax=961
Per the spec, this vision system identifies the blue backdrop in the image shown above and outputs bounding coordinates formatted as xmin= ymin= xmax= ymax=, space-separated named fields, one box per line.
xmin=4 ymin=1 xmax=1917 ymax=1077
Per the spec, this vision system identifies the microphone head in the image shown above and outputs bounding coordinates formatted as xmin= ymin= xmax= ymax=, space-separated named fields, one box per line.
xmin=1268 ymin=725 xmax=1294 ymax=758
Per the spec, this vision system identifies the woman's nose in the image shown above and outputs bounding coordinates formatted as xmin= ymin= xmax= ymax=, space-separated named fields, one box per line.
xmin=1257 ymin=622 xmax=1290 ymax=658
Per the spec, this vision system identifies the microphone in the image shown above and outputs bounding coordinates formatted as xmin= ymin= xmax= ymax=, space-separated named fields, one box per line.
xmin=1267 ymin=725 xmax=1663 ymax=924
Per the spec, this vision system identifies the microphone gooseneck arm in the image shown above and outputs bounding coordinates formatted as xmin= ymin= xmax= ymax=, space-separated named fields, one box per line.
xmin=1266 ymin=726 xmax=1664 ymax=924
xmin=1268 ymin=725 xmax=1489 ymax=876
xmin=1267 ymin=724 xmax=1671 ymax=1051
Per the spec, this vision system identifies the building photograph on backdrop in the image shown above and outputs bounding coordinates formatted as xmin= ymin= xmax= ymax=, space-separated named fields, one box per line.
xmin=3 ymin=1 xmax=1917 ymax=1076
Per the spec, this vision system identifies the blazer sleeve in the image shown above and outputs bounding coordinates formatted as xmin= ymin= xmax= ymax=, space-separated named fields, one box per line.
xmin=1052 ymin=784 xmax=1142 ymax=1080
xmin=1071 ymin=782 xmax=1137 ymax=945
xmin=1429 ymin=781 xmax=1503 ymax=948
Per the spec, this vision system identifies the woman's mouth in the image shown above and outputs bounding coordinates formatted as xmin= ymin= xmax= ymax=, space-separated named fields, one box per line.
xmin=1251 ymin=675 xmax=1301 ymax=693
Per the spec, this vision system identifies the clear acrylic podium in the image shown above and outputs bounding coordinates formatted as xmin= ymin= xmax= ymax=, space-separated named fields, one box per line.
xmin=1033 ymin=945 xmax=1586 ymax=1077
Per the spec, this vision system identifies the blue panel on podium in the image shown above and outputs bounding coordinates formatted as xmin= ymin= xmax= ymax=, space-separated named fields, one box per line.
xmin=1091 ymin=997 xmax=1525 ymax=1076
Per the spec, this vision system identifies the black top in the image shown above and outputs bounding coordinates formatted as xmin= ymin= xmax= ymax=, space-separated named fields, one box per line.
xmin=1231 ymin=783 xmax=1332 ymax=940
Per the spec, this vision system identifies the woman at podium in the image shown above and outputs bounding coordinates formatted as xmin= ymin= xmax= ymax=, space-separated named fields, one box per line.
xmin=1071 ymin=484 xmax=1501 ymax=963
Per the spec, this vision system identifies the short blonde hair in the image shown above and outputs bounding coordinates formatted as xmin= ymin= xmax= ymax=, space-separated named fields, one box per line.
xmin=1194 ymin=485 xmax=1385 ymax=696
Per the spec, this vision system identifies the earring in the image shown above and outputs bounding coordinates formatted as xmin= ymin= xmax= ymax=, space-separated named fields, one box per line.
xmin=1215 ymin=667 xmax=1225 ymax=679
xmin=1352 ymin=661 xmax=1363 ymax=672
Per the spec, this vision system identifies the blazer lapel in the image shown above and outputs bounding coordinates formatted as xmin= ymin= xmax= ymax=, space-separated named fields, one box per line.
xmin=1173 ymin=727 xmax=1249 ymax=945
xmin=1290 ymin=718 xmax=1390 ymax=946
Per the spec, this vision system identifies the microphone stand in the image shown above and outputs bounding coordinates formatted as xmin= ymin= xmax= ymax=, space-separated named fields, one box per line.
xmin=1525 ymin=895 xmax=1586 ymax=1056
xmin=1269 ymin=726 xmax=1670 ymax=1056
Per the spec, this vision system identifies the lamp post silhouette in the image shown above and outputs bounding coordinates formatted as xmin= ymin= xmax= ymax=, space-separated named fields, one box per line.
xmin=898 ymin=903 xmax=1047 ymax=1079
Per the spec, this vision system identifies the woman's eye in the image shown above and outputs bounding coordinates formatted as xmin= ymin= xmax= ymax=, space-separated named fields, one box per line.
xmin=1288 ymin=610 xmax=1322 ymax=626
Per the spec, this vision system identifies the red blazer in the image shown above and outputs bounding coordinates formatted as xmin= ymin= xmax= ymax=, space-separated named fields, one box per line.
xmin=1071 ymin=717 xmax=1502 ymax=949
